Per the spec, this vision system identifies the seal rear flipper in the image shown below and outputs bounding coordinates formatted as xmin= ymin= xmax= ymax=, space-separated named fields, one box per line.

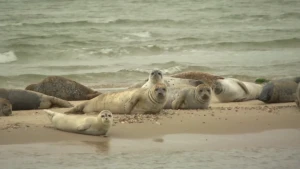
xmin=189 ymin=80 xmax=204 ymax=87
xmin=77 ymin=123 xmax=91 ymax=131
xmin=49 ymin=96 xmax=73 ymax=108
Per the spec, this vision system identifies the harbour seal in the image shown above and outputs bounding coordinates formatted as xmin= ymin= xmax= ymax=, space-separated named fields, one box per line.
xmin=0 ymin=98 xmax=12 ymax=116
xmin=296 ymin=83 xmax=300 ymax=108
xmin=141 ymin=69 xmax=203 ymax=88
xmin=213 ymin=78 xmax=263 ymax=102
xmin=258 ymin=77 xmax=300 ymax=103
xmin=25 ymin=76 xmax=101 ymax=101
xmin=65 ymin=83 xmax=167 ymax=115
xmin=170 ymin=71 xmax=224 ymax=87
xmin=0 ymin=88 xmax=73 ymax=110
xmin=44 ymin=109 xmax=113 ymax=136
xmin=164 ymin=84 xmax=211 ymax=109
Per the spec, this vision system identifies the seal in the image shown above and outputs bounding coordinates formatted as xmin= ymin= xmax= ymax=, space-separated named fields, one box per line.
xmin=170 ymin=71 xmax=224 ymax=87
xmin=296 ymin=83 xmax=300 ymax=108
xmin=164 ymin=83 xmax=211 ymax=109
xmin=258 ymin=77 xmax=300 ymax=103
xmin=213 ymin=78 xmax=263 ymax=102
xmin=64 ymin=83 xmax=168 ymax=115
xmin=0 ymin=88 xmax=73 ymax=110
xmin=141 ymin=69 xmax=203 ymax=88
xmin=0 ymin=98 xmax=12 ymax=116
xmin=44 ymin=109 xmax=113 ymax=136
xmin=25 ymin=76 xmax=101 ymax=101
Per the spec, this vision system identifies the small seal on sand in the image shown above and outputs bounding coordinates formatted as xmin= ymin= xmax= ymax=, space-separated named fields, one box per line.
xmin=0 ymin=98 xmax=12 ymax=116
xmin=213 ymin=78 xmax=263 ymax=102
xmin=65 ymin=83 xmax=167 ymax=115
xmin=0 ymin=88 xmax=73 ymax=110
xmin=25 ymin=76 xmax=101 ymax=101
xmin=164 ymin=84 xmax=211 ymax=109
xmin=170 ymin=71 xmax=224 ymax=87
xmin=296 ymin=83 xmax=300 ymax=108
xmin=141 ymin=69 xmax=203 ymax=88
xmin=258 ymin=77 xmax=300 ymax=103
xmin=44 ymin=109 xmax=113 ymax=136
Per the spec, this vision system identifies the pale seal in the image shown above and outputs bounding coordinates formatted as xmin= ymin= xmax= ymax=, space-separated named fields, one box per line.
xmin=141 ymin=69 xmax=203 ymax=88
xmin=44 ymin=109 xmax=113 ymax=136
xmin=25 ymin=76 xmax=101 ymax=101
xmin=0 ymin=88 xmax=73 ymax=110
xmin=164 ymin=84 xmax=211 ymax=109
xmin=296 ymin=83 xmax=300 ymax=108
xmin=258 ymin=77 xmax=300 ymax=103
xmin=170 ymin=71 xmax=224 ymax=87
xmin=65 ymin=83 xmax=167 ymax=115
xmin=0 ymin=98 xmax=12 ymax=116
xmin=213 ymin=78 xmax=263 ymax=102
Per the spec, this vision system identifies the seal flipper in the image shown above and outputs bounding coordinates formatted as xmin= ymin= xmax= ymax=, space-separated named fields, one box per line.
xmin=64 ymin=102 xmax=86 ymax=114
xmin=43 ymin=109 xmax=57 ymax=120
xmin=189 ymin=80 xmax=204 ymax=87
xmin=171 ymin=91 xmax=186 ymax=109
xmin=124 ymin=92 xmax=140 ymax=114
xmin=77 ymin=123 xmax=91 ymax=131
xmin=236 ymin=81 xmax=249 ymax=94
xmin=48 ymin=96 xmax=73 ymax=108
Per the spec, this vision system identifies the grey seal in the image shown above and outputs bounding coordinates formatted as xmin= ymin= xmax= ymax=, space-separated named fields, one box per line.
xmin=0 ymin=98 xmax=12 ymax=116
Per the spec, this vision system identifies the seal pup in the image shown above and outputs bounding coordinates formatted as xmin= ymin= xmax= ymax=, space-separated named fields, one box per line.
xmin=0 ymin=98 xmax=12 ymax=116
xmin=25 ymin=76 xmax=101 ymax=101
xmin=141 ymin=69 xmax=203 ymax=88
xmin=164 ymin=84 xmax=211 ymax=109
xmin=0 ymin=88 xmax=73 ymax=110
xmin=258 ymin=77 xmax=300 ymax=103
xmin=296 ymin=83 xmax=300 ymax=108
xmin=213 ymin=78 xmax=263 ymax=102
xmin=170 ymin=71 xmax=224 ymax=87
xmin=65 ymin=83 xmax=168 ymax=115
xmin=44 ymin=109 xmax=113 ymax=136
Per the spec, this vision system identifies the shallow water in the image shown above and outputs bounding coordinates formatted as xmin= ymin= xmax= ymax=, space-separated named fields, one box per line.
xmin=0 ymin=0 xmax=300 ymax=89
xmin=1 ymin=129 xmax=300 ymax=169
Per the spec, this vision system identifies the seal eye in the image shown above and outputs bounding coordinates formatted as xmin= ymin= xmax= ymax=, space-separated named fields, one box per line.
xmin=158 ymin=72 xmax=162 ymax=76
xmin=199 ymin=89 xmax=203 ymax=93
xmin=101 ymin=115 xmax=105 ymax=118
xmin=108 ymin=114 xmax=112 ymax=117
xmin=151 ymin=72 xmax=154 ymax=75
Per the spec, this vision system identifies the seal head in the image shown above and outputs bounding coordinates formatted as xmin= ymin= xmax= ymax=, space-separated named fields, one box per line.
xmin=258 ymin=83 xmax=274 ymax=103
xmin=195 ymin=84 xmax=211 ymax=102
xmin=0 ymin=98 xmax=12 ymax=116
xmin=149 ymin=83 xmax=167 ymax=104
xmin=98 ymin=110 xmax=113 ymax=126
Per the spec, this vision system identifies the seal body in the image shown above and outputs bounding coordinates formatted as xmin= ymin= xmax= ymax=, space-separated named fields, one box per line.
xmin=258 ymin=77 xmax=299 ymax=103
xmin=0 ymin=88 xmax=73 ymax=110
xmin=0 ymin=98 xmax=12 ymax=116
xmin=170 ymin=71 xmax=224 ymax=87
xmin=164 ymin=84 xmax=211 ymax=109
xmin=213 ymin=78 xmax=263 ymax=102
xmin=141 ymin=69 xmax=203 ymax=88
xmin=25 ymin=76 xmax=101 ymax=101
xmin=296 ymin=83 xmax=300 ymax=108
xmin=65 ymin=83 xmax=168 ymax=115
xmin=45 ymin=109 xmax=113 ymax=136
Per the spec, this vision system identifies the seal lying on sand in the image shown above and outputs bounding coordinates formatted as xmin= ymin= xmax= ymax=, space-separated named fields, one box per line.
xmin=25 ymin=76 xmax=101 ymax=101
xmin=44 ymin=109 xmax=113 ymax=136
xmin=164 ymin=84 xmax=211 ymax=109
xmin=213 ymin=78 xmax=263 ymax=102
xmin=258 ymin=77 xmax=300 ymax=103
xmin=65 ymin=83 xmax=167 ymax=115
xmin=0 ymin=98 xmax=12 ymax=116
xmin=296 ymin=83 xmax=300 ymax=108
xmin=141 ymin=70 xmax=203 ymax=88
xmin=0 ymin=88 xmax=73 ymax=110
xmin=170 ymin=71 xmax=224 ymax=87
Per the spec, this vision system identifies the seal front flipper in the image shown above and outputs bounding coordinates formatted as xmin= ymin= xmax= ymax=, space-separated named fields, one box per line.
xmin=124 ymin=93 xmax=140 ymax=114
xmin=48 ymin=96 xmax=73 ymax=108
xmin=236 ymin=81 xmax=249 ymax=94
xmin=189 ymin=79 xmax=204 ymax=87
xmin=171 ymin=91 xmax=186 ymax=109
xmin=43 ymin=109 xmax=57 ymax=120
xmin=64 ymin=102 xmax=87 ymax=114
xmin=77 ymin=123 xmax=91 ymax=131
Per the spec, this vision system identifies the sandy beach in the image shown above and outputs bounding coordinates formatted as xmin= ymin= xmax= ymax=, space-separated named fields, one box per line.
xmin=1 ymin=97 xmax=299 ymax=145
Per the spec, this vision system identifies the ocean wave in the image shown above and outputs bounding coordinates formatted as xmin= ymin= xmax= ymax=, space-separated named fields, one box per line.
xmin=128 ymin=31 xmax=152 ymax=38
xmin=0 ymin=51 xmax=18 ymax=63
xmin=278 ymin=12 xmax=300 ymax=19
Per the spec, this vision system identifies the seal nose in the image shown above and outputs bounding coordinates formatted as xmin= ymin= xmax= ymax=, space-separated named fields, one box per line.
xmin=202 ymin=94 xmax=209 ymax=100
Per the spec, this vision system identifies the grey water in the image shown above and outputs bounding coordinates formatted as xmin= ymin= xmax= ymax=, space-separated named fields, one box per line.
xmin=1 ymin=130 xmax=300 ymax=169
xmin=0 ymin=0 xmax=300 ymax=89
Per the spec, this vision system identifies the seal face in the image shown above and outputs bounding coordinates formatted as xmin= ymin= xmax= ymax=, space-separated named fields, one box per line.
xmin=25 ymin=76 xmax=101 ymax=101
xmin=0 ymin=88 xmax=73 ymax=110
xmin=141 ymin=70 xmax=163 ymax=88
xmin=164 ymin=83 xmax=211 ymax=109
xmin=258 ymin=78 xmax=299 ymax=103
xmin=213 ymin=78 xmax=263 ymax=102
xmin=64 ymin=83 xmax=168 ymax=115
xmin=296 ymin=83 xmax=300 ymax=108
xmin=45 ymin=109 xmax=113 ymax=136
xmin=0 ymin=98 xmax=12 ymax=116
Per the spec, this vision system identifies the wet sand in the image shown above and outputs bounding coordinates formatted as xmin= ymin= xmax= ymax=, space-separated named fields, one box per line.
xmin=0 ymin=98 xmax=299 ymax=145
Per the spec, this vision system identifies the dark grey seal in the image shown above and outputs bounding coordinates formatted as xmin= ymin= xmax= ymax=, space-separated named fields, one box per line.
xmin=0 ymin=88 xmax=73 ymax=110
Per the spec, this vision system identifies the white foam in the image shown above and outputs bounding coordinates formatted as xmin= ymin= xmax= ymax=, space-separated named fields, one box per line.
xmin=129 ymin=31 xmax=152 ymax=38
xmin=0 ymin=51 xmax=18 ymax=63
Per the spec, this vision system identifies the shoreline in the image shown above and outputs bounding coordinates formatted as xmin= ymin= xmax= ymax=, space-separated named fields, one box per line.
xmin=0 ymin=99 xmax=299 ymax=145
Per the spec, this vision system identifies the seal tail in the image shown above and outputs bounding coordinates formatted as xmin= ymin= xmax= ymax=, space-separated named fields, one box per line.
xmin=43 ymin=109 xmax=57 ymax=120
xmin=49 ymin=96 xmax=74 ymax=108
